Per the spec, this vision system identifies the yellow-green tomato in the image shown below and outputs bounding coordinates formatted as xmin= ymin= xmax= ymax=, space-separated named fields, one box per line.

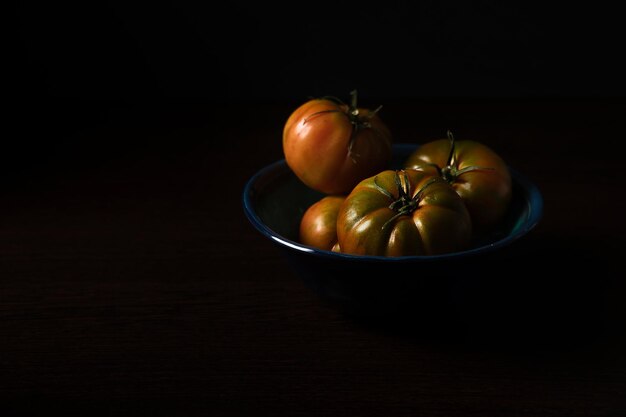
xmin=337 ymin=169 xmax=472 ymax=257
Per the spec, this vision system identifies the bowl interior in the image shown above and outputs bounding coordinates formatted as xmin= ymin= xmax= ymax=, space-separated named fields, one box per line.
xmin=243 ymin=143 xmax=543 ymax=260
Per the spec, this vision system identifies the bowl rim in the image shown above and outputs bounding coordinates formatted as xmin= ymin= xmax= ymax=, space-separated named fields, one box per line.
xmin=242 ymin=143 xmax=544 ymax=262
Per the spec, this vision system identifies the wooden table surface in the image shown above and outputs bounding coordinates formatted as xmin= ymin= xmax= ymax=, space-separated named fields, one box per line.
xmin=2 ymin=98 xmax=626 ymax=416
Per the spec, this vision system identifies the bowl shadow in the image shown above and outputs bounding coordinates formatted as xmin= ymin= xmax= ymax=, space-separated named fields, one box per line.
xmin=312 ymin=234 xmax=624 ymax=353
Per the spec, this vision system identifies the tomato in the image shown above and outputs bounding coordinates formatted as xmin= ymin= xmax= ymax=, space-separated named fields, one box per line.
xmin=299 ymin=195 xmax=345 ymax=252
xmin=404 ymin=131 xmax=512 ymax=235
xmin=283 ymin=90 xmax=393 ymax=195
xmin=337 ymin=169 xmax=472 ymax=257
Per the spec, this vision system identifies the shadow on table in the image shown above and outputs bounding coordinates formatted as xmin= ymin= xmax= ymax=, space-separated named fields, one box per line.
xmin=311 ymin=234 xmax=625 ymax=355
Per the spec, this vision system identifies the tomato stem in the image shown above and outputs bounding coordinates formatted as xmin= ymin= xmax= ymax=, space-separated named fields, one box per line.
xmin=373 ymin=175 xmax=395 ymax=200
xmin=303 ymin=109 xmax=341 ymax=124
xmin=307 ymin=90 xmax=386 ymax=163
xmin=350 ymin=89 xmax=358 ymax=110
xmin=440 ymin=130 xmax=494 ymax=182
xmin=381 ymin=171 xmax=440 ymax=231
xmin=346 ymin=90 xmax=385 ymax=163
xmin=445 ymin=129 xmax=456 ymax=167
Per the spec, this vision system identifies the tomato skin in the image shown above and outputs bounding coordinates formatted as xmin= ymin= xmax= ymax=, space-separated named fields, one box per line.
xmin=283 ymin=95 xmax=392 ymax=195
xmin=337 ymin=169 xmax=472 ymax=257
xmin=404 ymin=138 xmax=512 ymax=234
xmin=299 ymin=195 xmax=345 ymax=252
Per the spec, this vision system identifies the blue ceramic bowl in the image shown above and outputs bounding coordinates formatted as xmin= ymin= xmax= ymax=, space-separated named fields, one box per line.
xmin=243 ymin=143 xmax=543 ymax=317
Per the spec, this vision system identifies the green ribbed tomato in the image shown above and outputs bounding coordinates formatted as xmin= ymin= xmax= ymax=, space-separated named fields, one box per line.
xmin=337 ymin=169 xmax=472 ymax=257
xmin=404 ymin=131 xmax=512 ymax=234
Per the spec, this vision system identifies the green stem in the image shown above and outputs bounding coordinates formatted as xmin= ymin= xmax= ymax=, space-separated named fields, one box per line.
xmin=445 ymin=129 xmax=456 ymax=167
xmin=350 ymin=89 xmax=358 ymax=111
xmin=309 ymin=90 xmax=384 ymax=163
xmin=455 ymin=165 xmax=495 ymax=176
xmin=303 ymin=109 xmax=342 ymax=124
xmin=381 ymin=171 xmax=439 ymax=231
xmin=440 ymin=130 xmax=494 ymax=183
xmin=373 ymin=175 xmax=395 ymax=200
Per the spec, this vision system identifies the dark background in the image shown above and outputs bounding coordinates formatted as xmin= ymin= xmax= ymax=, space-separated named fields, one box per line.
xmin=9 ymin=2 xmax=626 ymax=168
xmin=12 ymin=2 xmax=626 ymax=102
xmin=8 ymin=1 xmax=626 ymax=101
xmin=9 ymin=2 xmax=626 ymax=175
xmin=5 ymin=2 xmax=626 ymax=416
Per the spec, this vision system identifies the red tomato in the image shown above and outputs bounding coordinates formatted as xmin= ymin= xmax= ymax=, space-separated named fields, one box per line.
xmin=283 ymin=90 xmax=393 ymax=195
xmin=337 ymin=169 xmax=472 ymax=257
xmin=299 ymin=195 xmax=345 ymax=252
xmin=404 ymin=131 xmax=512 ymax=235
